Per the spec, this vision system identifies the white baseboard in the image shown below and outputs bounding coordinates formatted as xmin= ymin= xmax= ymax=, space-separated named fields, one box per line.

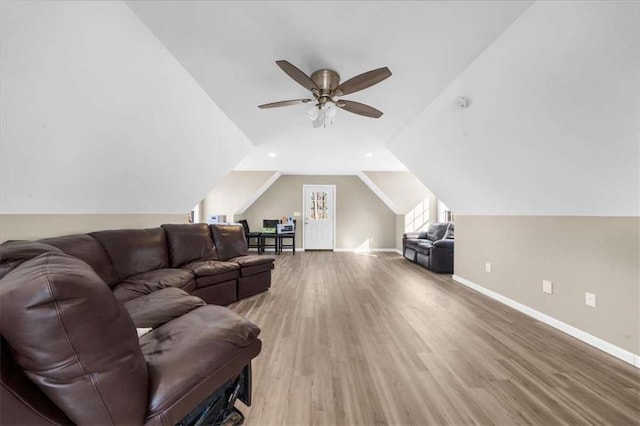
xmin=253 ymin=247 xmax=400 ymax=254
xmin=452 ymin=275 xmax=640 ymax=369
xmin=334 ymin=248 xmax=401 ymax=253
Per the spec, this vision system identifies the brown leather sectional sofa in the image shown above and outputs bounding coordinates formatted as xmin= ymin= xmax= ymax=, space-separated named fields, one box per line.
xmin=0 ymin=223 xmax=274 ymax=425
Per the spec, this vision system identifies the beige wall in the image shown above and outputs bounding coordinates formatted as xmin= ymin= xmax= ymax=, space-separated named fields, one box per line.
xmin=0 ymin=214 xmax=187 ymax=241
xmin=395 ymin=215 xmax=405 ymax=251
xmin=455 ymin=216 xmax=640 ymax=355
xmin=362 ymin=171 xmax=438 ymax=253
xmin=242 ymin=175 xmax=396 ymax=250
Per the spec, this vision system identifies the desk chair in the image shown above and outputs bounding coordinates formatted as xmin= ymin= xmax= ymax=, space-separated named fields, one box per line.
xmin=260 ymin=219 xmax=280 ymax=254
xmin=238 ymin=220 xmax=261 ymax=252
xmin=276 ymin=220 xmax=296 ymax=255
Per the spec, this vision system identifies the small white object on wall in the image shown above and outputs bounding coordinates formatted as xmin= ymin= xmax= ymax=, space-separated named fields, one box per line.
xmin=455 ymin=96 xmax=471 ymax=110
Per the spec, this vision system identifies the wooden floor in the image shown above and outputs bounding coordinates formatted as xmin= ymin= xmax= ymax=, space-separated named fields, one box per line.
xmin=230 ymin=252 xmax=640 ymax=426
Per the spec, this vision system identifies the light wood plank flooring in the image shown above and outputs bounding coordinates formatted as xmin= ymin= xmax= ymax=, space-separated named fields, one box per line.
xmin=230 ymin=252 xmax=640 ymax=425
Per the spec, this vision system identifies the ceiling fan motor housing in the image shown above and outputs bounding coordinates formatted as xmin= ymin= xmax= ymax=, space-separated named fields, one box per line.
xmin=311 ymin=69 xmax=340 ymax=106
xmin=258 ymin=60 xmax=390 ymax=119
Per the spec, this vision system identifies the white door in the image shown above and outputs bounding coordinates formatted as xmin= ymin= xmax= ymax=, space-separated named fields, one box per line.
xmin=303 ymin=185 xmax=335 ymax=250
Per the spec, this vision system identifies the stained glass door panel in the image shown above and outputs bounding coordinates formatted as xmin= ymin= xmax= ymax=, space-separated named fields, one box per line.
xmin=303 ymin=185 xmax=334 ymax=250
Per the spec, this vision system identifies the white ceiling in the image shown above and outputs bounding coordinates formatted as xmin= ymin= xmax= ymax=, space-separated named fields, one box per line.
xmin=389 ymin=1 xmax=640 ymax=216
xmin=1 ymin=1 xmax=252 ymax=214
xmin=127 ymin=1 xmax=533 ymax=174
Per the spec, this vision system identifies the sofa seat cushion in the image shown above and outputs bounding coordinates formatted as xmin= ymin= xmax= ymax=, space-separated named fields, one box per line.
xmin=228 ymin=255 xmax=275 ymax=277
xmin=195 ymin=273 xmax=238 ymax=289
xmin=183 ymin=259 xmax=239 ymax=277
xmin=113 ymin=269 xmax=195 ymax=303
xmin=141 ymin=306 xmax=261 ymax=425
xmin=239 ymin=263 xmax=275 ymax=277
xmin=228 ymin=255 xmax=275 ymax=268
xmin=415 ymin=240 xmax=434 ymax=251
xmin=403 ymin=239 xmax=421 ymax=249
xmin=123 ymin=288 xmax=205 ymax=328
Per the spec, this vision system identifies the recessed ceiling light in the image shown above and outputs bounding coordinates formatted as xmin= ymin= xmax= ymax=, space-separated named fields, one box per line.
xmin=365 ymin=152 xmax=373 ymax=157
xmin=267 ymin=152 xmax=277 ymax=158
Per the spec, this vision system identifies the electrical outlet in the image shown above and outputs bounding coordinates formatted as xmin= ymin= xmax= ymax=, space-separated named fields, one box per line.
xmin=585 ymin=292 xmax=597 ymax=307
xmin=542 ymin=280 xmax=553 ymax=294
xmin=293 ymin=211 xmax=301 ymax=217
xmin=485 ymin=263 xmax=492 ymax=273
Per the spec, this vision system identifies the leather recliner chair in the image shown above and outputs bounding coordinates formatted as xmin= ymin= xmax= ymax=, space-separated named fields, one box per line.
xmin=402 ymin=222 xmax=455 ymax=273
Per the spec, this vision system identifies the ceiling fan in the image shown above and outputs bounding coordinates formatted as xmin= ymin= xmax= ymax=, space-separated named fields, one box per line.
xmin=258 ymin=60 xmax=392 ymax=127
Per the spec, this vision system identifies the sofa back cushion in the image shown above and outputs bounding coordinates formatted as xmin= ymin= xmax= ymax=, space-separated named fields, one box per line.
xmin=0 ymin=240 xmax=62 ymax=280
xmin=40 ymin=234 xmax=119 ymax=287
xmin=161 ymin=224 xmax=215 ymax=267
xmin=443 ymin=223 xmax=455 ymax=239
xmin=426 ymin=222 xmax=450 ymax=241
xmin=210 ymin=224 xmax=248 ymax=261
xmin=0 ymin=253 xmax=148 ymax=425
xmin=90 ymin=227 xmax=169 ymax=280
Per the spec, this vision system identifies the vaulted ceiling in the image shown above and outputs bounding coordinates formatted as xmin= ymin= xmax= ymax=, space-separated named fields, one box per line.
xmin=127 ymin=0 xmax=533 ymax=174
xmin=2 ymin=1 xmax=638 ymax=217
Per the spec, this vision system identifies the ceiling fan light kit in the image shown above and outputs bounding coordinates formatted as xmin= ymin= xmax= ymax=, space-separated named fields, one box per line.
xmin=259 ymin=60 xmax=392 ymax=127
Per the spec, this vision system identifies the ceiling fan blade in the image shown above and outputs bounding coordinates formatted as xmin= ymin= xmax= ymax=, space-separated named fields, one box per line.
xmin=336 ymin=100 xmax=383 ymax=118
xmin=275 ymin=60 xmax=319 ymax=92
xmin=335 ymin=67 xmax=392 ymax=96
xmin=258 ymin=99 xmax=312 ymax=109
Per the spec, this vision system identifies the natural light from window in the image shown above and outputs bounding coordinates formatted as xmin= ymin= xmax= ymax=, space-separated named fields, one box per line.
xmin=405 ymin=197 xmax=430 ymax=233
xmin=437 ymin=200 xmax=454 ymax=222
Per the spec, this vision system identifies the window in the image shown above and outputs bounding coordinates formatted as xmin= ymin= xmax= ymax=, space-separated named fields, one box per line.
xmin=405 ymin=197 xmax=430 ymax=233
xmin=309 ymin=191 xmax=328 ymax=220
xmin=437 ymin=200 xmax=454 ymax=222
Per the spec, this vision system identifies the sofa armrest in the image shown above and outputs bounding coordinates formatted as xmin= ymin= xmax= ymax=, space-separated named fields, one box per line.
xmin=430 ymin=239 xmax=454 ymax=273
xmin=432 ymin=239 xmax=454 ymax=249
xmin=403 ymin=231 xmax=429 ymax=240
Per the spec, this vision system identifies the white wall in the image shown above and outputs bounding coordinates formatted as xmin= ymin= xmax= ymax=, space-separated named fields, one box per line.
xmin=362 ymin=171 xmax=435 ymax=214
xmin=0 ymin=0 xmax=252 ymax=214
xmin=201 ymin=171 xmax=280 ymax=221
xmin=389 ymin=1 xmax=640 ymax=216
